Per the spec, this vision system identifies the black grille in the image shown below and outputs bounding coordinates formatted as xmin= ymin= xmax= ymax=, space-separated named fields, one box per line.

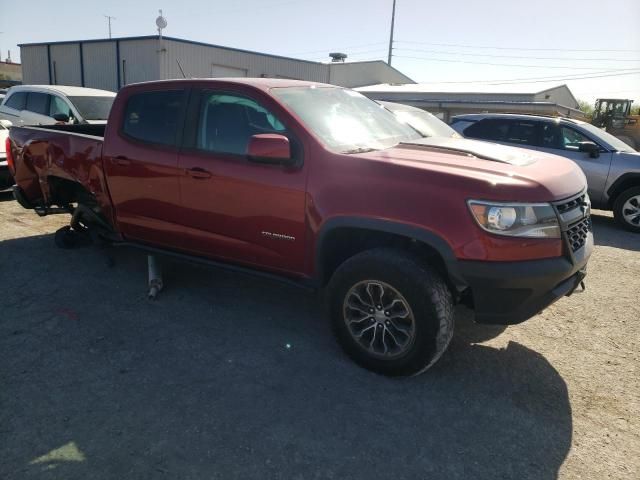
xmin=556 ymin=194 xmax=586 ymax=214
xmin=567 ymin=216 xmax=592 ymax=252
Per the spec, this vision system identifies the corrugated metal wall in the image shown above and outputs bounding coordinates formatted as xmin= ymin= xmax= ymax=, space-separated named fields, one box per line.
xmin=118 ymin=39 xmax=160 ymax=86
xmin=160 ymin=39 xmax=328 ymax=83
xmin=20 ymin=36 xmax=414 ymax=91
xmin=534 ymin=86 xmax=579 ymax=109
xmin=20 ymin=45 xmax=50 ymax=84
xmin=50 ymin=43 xmax=82 ymax=86
xmin=83 ymin=41 xmax=118 ymax=91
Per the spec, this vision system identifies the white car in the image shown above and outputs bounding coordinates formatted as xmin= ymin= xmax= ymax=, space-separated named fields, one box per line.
xmin=0 ymin=85 xmax=116 ymax=126
xmin=0 ymin=119 xmax=12 ymax=190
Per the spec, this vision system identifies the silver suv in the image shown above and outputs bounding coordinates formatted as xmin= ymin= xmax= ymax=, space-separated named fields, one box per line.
xmin=452 ymin=114 xmax=640 ymax=232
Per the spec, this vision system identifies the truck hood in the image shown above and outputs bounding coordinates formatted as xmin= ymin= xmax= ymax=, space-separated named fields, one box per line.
xmin=353 ymin=137 xmax=587 ymax=201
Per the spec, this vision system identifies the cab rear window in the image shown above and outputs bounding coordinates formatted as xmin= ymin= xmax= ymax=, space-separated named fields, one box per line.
xmin=122 ymin=90 xmax=186 ymax=146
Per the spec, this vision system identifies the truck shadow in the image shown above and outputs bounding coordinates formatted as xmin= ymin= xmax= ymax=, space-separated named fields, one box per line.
xmin=0 ymin=235 xmax=571 ymax=480
xmin=0 ymin=190 xmax=14 ymax=202
xmin=591 ymin=210 xmax=640 ymax=251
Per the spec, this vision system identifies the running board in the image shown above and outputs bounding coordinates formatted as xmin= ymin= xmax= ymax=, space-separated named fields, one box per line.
xmin=111 ymin=241 xmax=318 ymax=292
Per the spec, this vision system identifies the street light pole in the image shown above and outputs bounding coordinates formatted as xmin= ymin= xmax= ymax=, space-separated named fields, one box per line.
xmin=388 ymin=0 xmax=396 ymax=65
xmin=104 ymin=15 xmax=116 ymax=39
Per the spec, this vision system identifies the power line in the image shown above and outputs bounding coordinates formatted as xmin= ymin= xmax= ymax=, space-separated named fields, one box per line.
xmin=409 ymin=68 xmax=640 ymax=85
xmin=394 ymin=55 xmax=640 ymax=70
xmin=306 ymin=49 xmax=388 ymax=61
xmin=395 ymin=47 xmax=640 ymax=62
xmin=414 ymin=70 xmax=640 ymax=86
xmin=480 ymin=70 xmax=640 ymax=85
xmin=287 ymin=42 xmax=387 ymax=56
xmin=396 ymin=40 xmax=640 ymax=53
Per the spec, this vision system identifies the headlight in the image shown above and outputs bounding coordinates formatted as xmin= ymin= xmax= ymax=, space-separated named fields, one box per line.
xmin=468 ymin=200 xmax=560 ymax=238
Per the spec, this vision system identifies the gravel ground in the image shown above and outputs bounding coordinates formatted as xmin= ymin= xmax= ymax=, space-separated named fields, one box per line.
xmin=0 ymin=192 xmax=638 ymax=480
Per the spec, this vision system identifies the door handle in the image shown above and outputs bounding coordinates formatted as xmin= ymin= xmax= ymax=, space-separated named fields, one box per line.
xmin=186 ymin=167 xmax=212 ymax=179
xmin=113 ymin=156 xmax=131 ymax=166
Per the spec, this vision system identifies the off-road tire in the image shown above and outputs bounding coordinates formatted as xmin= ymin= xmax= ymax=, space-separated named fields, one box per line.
xmin=328 ymin=248 xmax=454 ymax=376
xmin=613 ymin=186 xmax=640 ymax=233
xmin=54 ymin=226 xmax=92 ymax=249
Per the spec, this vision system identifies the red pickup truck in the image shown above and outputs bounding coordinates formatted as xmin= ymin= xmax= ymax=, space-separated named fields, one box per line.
xmin=6 ymin=79 xmax=593 ymax=376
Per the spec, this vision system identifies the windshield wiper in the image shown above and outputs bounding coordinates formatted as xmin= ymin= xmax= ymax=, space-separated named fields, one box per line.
xmin=342 ymin=147 xmax=379 ymax=154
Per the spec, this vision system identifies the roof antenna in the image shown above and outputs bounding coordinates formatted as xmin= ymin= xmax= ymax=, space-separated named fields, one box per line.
xmin=156 ymin=9 xmax=167 ymax=39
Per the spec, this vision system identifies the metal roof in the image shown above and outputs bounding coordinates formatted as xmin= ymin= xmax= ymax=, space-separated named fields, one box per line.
xmin=356 ymin=82 xmax=570 ymax=95
xmin=119 ymin=77 xmax=332 ymax=91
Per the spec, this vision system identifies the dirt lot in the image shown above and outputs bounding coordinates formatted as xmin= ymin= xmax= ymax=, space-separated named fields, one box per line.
xmin=0 ymin=192 xmax=638 ymax=480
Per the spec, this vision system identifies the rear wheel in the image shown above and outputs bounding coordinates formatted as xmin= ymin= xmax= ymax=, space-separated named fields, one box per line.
xmin=328 ymin=248 xmax=454 ymax=376
xmin=613 ymin=186 xmax=640 ymax=233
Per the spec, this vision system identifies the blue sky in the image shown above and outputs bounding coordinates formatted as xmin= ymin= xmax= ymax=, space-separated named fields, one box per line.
xmin=1 ymin=0 xmax=639 ymax=103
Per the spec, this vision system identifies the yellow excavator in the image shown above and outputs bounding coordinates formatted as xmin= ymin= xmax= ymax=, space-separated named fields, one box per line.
xmin=592 ymin=98 xmax=640 ymax=150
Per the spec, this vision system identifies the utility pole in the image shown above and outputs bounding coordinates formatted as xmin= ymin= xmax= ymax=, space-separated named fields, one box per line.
xmin=388 ymin=0 xmax=396 ymax=65
xmin=104 ymin=15 xmax=116 ymax=39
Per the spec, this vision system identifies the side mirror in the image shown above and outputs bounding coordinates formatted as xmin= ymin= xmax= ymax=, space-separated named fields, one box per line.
xmin=578 ymin=141 xmax=600 ymax=158
xmin=247 ymin=134 xmax=294 ymax=166
xmin=52 ymin=113 xmax=70 ymax=123
xmin=0 ymin=119 xmax=13 ymax=128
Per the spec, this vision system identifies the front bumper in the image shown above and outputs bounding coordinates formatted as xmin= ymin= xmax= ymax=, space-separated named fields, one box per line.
xmin=458 ymin=236 xmax=591 ymax=324
xmin=459 ymin=191 xmax=593 ymax=325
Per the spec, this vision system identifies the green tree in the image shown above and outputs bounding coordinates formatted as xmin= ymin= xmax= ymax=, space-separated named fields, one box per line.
xmin=577 ymin=99 xmax=594 ymax=118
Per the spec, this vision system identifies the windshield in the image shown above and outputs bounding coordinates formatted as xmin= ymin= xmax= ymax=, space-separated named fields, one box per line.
xmin=578 ymin=122 xmax=636 ymax=152
xmin=68 ymin=96 xmax=115 ymax=121
xmin=381 ymin=102 xmax=460 ymax=138
xmin=271 ymin=86 xmax=422 ymax=153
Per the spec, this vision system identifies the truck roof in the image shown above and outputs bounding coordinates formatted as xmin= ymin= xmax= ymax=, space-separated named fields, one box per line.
xmin=8 ymin=85 xmax=116 ymax=97
xmin=121 ymin=77 xmax=335 ymax=91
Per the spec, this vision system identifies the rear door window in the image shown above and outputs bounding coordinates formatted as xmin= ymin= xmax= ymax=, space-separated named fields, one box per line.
xmin=4 ymin=92 xmax=27 ymax=110
xmin=505 ymin=121 xmax=539 ymax=146
xmin=463 ymin=119 xmax=511 ymax=141
xmin=26 ymin=93 xmax=50 ymax=116
xmin=122 ymin=90 xmax=186 ymax=146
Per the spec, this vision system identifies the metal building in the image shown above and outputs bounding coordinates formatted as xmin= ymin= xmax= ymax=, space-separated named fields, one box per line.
xmin=18 ymin=35 xmax=414 ymax=91
xmin=357 ymin=83 xmax=585 ymax=121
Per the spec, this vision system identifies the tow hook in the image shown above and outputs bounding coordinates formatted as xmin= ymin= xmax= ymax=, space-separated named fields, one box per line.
xmin=147 ymin=255 xmax=163 ymax=300
xmin=567 ymin=269 xmax=587 ymax=296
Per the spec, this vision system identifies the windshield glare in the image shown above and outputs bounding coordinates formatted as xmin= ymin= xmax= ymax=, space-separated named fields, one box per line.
xmin=578 ymin=122 xmax=636 ymax=152
xmin=384 ymin=104 xmax=459 ymax=138
xmin=272 ymin=87 xmax=422 ymax=153
xmin=68 ymin=96 xmax=115 ymax=121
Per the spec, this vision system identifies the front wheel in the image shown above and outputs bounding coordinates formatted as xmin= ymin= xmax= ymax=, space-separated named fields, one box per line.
xmin=613 ymin=186 xmax=640 ymax=233
xmin=328 ymin=248 xmax=454 ymax=376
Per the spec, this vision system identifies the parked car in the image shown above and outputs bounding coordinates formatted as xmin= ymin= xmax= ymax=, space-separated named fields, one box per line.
xmin=378 ymin=101 xmax=461 ymax=138
xmin=0 ymin=85 xmax=116 ymax=126
xmin=451 ymin=113 xmax=640 ymax=232
xmin=6 ymin=79 xmax=592 ymax=376
xmin=0 ymin=119 xmax=12 ymax=190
